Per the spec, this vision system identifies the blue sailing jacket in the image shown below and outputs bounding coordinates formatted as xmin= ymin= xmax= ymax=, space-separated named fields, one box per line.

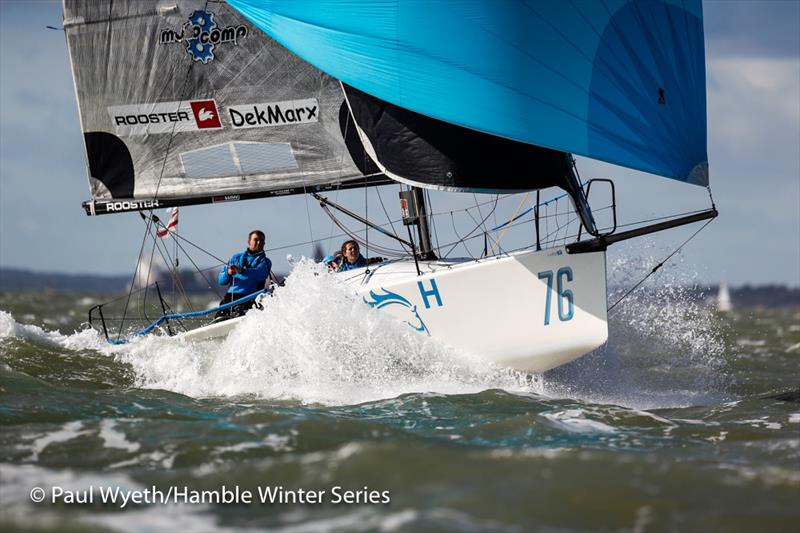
xmin=218 ymin=249 xmax=271 ymax=295
xmin=337 ymin=254 xmax=366 ymax=272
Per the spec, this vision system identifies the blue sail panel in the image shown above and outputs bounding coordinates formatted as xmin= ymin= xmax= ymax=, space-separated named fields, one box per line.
xmin=228 ymin=0 xmax=708 ymax=185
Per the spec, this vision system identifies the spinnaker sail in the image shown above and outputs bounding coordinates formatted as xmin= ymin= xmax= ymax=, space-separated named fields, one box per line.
xmin=228 ymin=0 xmax=709 ymax=185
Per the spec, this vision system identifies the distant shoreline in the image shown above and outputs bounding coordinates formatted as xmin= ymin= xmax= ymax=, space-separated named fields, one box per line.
xmin=1 ymin=267 xmax=798 ymax=309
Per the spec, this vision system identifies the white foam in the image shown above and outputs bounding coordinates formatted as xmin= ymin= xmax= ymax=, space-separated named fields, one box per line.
xmin=541 ymin=409 xmax=616 ymax=433
xmin=27 ymin=421 xmax=90 ymax=461
xmin=98 ymin=420 xmax=141 ymax=453
xmin=109 ymin=260 xmax=536 ymax=405
xmin=0 ymin=309 xmax=106 ymax=351
xmin=215 ymin=433 xmax=292 ymax=454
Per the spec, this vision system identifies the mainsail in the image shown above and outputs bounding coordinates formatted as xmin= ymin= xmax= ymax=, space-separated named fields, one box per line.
xmin=228 ymin=0 xmax=709 ymax=185
xmin=63 ymin=0 xmax=390 ymax=215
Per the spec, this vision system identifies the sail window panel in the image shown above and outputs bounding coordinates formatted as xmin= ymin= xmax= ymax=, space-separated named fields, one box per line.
xmin=180 ymin=144 xmax=239 ymax=179
xmin=234 ymin=142 xmax=298 ymax=174
xmin=179 ymin=142 xmax=298 ymax=179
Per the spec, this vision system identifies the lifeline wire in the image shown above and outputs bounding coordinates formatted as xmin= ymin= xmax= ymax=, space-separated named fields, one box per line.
xmin=607 ymin=217 xmax=716 ymax=314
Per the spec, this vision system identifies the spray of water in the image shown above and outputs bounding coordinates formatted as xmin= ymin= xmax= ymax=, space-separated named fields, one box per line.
xmin=1 ymin=248 xmax=730 ymax=408
xmin=91 ymin=260 xmax=533 ymax=404
xmin=545 ymin=240 xmax=730 ymax=409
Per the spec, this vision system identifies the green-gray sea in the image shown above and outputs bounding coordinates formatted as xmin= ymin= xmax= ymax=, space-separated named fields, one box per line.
xmin=1 ymin=270 xmax=798 ymax=532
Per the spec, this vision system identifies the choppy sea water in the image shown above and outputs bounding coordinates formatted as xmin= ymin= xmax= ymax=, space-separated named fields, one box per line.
xmin=1 ymin=263 xmax=798 ymax=532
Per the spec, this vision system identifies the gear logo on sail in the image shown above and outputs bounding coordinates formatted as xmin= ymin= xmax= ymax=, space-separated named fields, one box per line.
xmin=159 ymin=9 xmax=248 ymax=64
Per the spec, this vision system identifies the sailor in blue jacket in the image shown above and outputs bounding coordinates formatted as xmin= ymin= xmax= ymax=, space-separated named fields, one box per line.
xmin=214 ymin=230 xmax=272 ymax=320
xmin=325 ymin=240 xmax=366 ymax=272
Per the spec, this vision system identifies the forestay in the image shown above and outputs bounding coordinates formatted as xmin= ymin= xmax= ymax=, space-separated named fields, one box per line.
xmin=228 ymin=0 xmax=709 ymax=185
xmin=63 ymin=0 xmax=389 ymax=215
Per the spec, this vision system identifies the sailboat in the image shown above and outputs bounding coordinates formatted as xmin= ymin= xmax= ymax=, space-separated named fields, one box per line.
xmin=62 ymin=0 xmax=716 ymax=372
xmin=717 ymin=283 xmax=733 ymax=313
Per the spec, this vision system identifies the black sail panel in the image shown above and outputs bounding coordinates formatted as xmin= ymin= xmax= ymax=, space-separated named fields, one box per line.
xmin=342 ymin=84 xmax=572 ymax=193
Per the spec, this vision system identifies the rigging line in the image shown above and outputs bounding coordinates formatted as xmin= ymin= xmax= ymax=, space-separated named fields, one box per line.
xmin=116 ymin=212 xmax=163 ymax=341
xmin=152 ymin=227 xmax=183 ymax=303
xmin=471 ymin=193 xmax=486 ymax=230
xmin=553 ymin=210 xmax=580 ymax=247
xmin=115 ymin=218 xmax=159 ymax=341
xmin=427 ymin=189 xmax=442 ymax=257
xmin=440 ymin=197 xmax=502 ymax=258
xmin=502 ymin=204 xmax=615 ymax=237
xmin=164 ymin=232 xmax=223 ymax=299
xmin=139 ymin=234 xmax=161 ymax=329
xmin=148 ymin=241 xmax=192 ymax=336
xmin=376 ymin=186 xmax=399 ymax=239
xmin=319 ymin=204 xmax=406 ymax=257
xmin=489 ymin=192 xmax=529 ymax=256
xmin=516 ymin=206 xmax=707 ymax=242
xmin=492 ymin=194 xmax=499 ymax=232
xmin=607 ymin=217 xmax=715 ymax=314
xmin=449 ymin=212 xmax=475 ymax=259
xmin=172 ymin=226 xmax=179 ymax=310
xmin=153 ymin=227 xmax=228 ymax=265
xmin=469 ymin=194 xmax=496 ymax=247
xmin=427 ymin=192 xmax=515 ymax=218
xmin=277 ymin=192 xmax=597 ymax=258
xmin=464 ymin=204 xmax=505 ymax=257
xmin=507 ymin=191 xmax=566 ymax=233
xmin=545 ymin=202 xmax=550 ymax=248
xmin=365 ymin=180 xmax=369 ymax=259
xmin=706 ymin=185 xmax=717 ymax=210
xmin=303 ymin=192 xmax=315 ymax=255
xmin=149 ymin=224 xmax=194 ymax=314
xmin=433 ymin=208 xmax=562 ymax=253
xmin=444 ymin=212 xmax=468 ymax=259
xmin=146 ymin=215 xmax=224 ymax=298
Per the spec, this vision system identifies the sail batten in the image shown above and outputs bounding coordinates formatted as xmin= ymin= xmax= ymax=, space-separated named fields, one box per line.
xmin=228 ymin=0 xmax=709 ymax=184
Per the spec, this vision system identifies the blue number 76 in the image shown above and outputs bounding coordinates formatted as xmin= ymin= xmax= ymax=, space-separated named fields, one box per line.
xmin=537 ymin=268 xmax=574 ymax=325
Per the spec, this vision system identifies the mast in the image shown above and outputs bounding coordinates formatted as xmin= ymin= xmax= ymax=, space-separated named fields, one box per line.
xmin=411 ymin=187 xmax=436 ymax=260
xmin=399 ymin=187 xmax=437 ymax=260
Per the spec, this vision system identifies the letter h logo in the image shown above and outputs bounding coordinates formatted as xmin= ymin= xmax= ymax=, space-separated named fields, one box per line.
xmin=417 ymin=279 xmax=443 ymax=309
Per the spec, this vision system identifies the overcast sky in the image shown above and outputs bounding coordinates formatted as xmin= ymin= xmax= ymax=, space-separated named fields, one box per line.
xmin=1 ymin=0 xmax=798 ymax=287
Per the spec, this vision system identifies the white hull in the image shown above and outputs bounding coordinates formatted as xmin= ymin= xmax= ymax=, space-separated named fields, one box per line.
xmin=179 ymin=247 xmax=608 ymax=372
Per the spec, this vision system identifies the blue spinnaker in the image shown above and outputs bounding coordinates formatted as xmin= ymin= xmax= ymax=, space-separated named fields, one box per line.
xmin=227 ymin=0 xmax=708 ymax=185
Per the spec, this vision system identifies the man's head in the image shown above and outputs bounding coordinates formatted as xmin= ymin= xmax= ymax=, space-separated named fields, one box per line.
xmin=248 ymin=230 xmax=266 ymax=253
xmin=341 ymin=239 xmax=360 ymax=264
